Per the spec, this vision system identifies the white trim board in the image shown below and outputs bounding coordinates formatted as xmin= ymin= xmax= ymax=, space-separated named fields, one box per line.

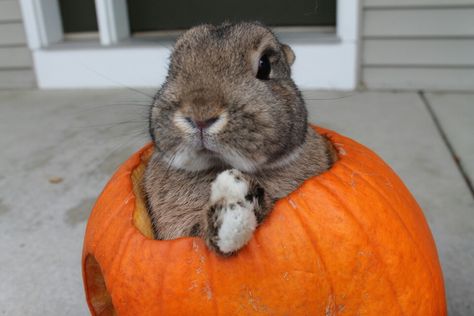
xmin=33 ymin=40 xmax=357 ymax=90
xmin=94 ymin=0 xmax=130 ymax=45
xmin=33 ymin=46 xmax=171 ymax=88
xmin=24 ymin=0 xmax=361 ymax=90
xmin=19 ymin=0 xmax=63 ymax=49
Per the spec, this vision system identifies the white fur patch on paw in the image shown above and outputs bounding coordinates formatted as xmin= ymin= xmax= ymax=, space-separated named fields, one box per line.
xmin=216 ymin=201 xmax=257 ymax=254
xmin=210 ymin=169 xmax=248 ymax=204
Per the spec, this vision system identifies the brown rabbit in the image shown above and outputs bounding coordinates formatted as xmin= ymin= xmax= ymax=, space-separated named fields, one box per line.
xmin=143 ymin=22 xmax=337 ymax=255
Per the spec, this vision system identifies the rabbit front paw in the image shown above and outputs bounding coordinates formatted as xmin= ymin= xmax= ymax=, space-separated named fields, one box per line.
xmin=206 ymin=169 xmax=258 ymax=255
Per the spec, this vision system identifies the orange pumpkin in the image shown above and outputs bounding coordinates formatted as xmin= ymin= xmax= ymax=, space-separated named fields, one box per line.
xmin=82 ymin=127 xmax=446 ymax=315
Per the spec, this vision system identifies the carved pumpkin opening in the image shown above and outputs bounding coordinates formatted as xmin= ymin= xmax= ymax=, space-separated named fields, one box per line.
xmin=131 ymin=147 xmax=155 ymax=238
xmin=84 ymin=255 xmax=116 ymax=316
xmin=129 ymin=134 xmax=340 ymax=239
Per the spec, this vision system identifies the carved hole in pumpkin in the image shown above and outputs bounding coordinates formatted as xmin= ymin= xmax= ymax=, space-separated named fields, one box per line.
xmin=130 ymin=129 xmax=340 ymax=239
xmin=131 ymin=147 xmax=155 ymax=238
xmin=84 ymin=255 xmax=116 ymax=316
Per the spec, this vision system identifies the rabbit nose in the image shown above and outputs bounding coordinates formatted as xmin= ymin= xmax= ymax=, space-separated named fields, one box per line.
xmin=187 ymin=116 xmax=219 ymax=130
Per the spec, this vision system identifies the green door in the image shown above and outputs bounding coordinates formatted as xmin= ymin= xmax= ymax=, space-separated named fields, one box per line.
xmin=58 ymin=0 xmax=336 ymax=34
xmin=58 ymin=0 xmax=98 ymax=33
xmin=128 ymin=0 xmax=336 ymax=32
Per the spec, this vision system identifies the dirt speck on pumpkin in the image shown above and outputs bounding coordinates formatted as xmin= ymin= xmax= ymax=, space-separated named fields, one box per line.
xmin=203 ymin=283 xmax=213 ymax=300
xmin=282 ymin=272 xmax=290 ymax=281
xmin=192 ymin=240 xmax=199 ymax=252
xmin=288 ymin=199 xmax=297 ymax=209
xmin=236 ymin=287 xmax=272 ymax=314
xmin=188 ymin=280 xmax=198 ymax=291
xmin=338 ymin=304 xmax=345 ymax=313
xmin=350 ymin=172 xmax=358 ymax=188
xmin=192 ymin=241 xmax=207 ymax=262
xmin=325 ymin=295 xmax=336 ymax=316
xmin=334 ymin=143 xmax=347 ymax=156
xmin=247 ymin=289 xmax=270 ymax=313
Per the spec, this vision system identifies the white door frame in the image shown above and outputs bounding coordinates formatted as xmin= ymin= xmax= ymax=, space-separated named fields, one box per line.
xmin=19 ymin=0 xmax=361 ymax=90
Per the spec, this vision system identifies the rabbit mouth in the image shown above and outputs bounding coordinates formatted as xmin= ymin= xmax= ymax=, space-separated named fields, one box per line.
xmin=196 ymin=146 xmax=215 ymax=155
xmin=193 ymin=134 xmax=213 ymax=152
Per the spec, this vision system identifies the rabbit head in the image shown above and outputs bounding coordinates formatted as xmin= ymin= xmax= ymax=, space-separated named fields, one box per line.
xmin=149 ymin=22 xmax=308 ymax=172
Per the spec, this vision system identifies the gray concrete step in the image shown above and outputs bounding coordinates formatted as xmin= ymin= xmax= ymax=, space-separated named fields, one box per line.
xmin=425 ymin=92 xmax=474 ymax=193
xmin=0 ymin=89 xmax=472 ymax=315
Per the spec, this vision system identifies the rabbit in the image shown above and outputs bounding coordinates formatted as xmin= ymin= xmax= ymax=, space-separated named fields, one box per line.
xmin=143 ymin=22 xmax=337 ymax=256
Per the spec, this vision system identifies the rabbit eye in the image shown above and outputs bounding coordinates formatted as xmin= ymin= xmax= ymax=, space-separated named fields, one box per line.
xmin=256 ymin=55 xmax=271 ymax=80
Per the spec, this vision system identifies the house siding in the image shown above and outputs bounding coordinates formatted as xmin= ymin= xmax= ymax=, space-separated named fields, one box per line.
xmin=0 ymin=0 xmax=35 ymax=89
xmin=361 ymin=0 xmax=474 ymax=90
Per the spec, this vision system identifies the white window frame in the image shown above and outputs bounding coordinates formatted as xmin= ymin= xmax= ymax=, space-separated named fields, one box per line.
xmin=19 ymin=0 xmax=361 ymax=90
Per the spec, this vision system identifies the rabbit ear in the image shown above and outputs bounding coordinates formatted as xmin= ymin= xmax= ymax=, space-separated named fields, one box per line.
xmin=281 ymin=44 xmax=295 ymax=66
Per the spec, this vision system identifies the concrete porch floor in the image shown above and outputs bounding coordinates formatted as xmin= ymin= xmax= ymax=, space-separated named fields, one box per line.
xmin=0 ymin=89 xmax=472 ymax=315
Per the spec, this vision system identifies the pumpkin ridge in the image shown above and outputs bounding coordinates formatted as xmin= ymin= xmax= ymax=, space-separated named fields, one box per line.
xmin=106 ymin=227 xmax=136 ymax=297
xmin=315 ymin=180 xmax=406 ymax=315
xmin=84 ymin=193 xmax=120 ymax=249
xmin=342 ymin=161 xmax=435 ymax=244
xmin=87 ymin=192 xmax=135 ymax=288
xmin=156 ymin=242 xmax=173 ymax=315
xmin=337 ymin=161 xmax=430 ymax=250
xmin=341 ymin=161 xmax=444 ymax=292
xmin=126 ymin=234 xmax=155 ymax=316
xmin=289 ymin=196 xmax=337 ymax=314
xmin=336 ymin=162 xmax=440 ymax=313
xmin=247 ymin=219 xmax=278 ymax=275
xmin=91 ymin=190 xmax=135 ymax=253
xmin=204 ymin=251 xmax=219 ymax=316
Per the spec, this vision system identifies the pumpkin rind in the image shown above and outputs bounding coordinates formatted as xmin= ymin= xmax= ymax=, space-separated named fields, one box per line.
xmin=82 ymin=127 xmax=447 ymax=316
